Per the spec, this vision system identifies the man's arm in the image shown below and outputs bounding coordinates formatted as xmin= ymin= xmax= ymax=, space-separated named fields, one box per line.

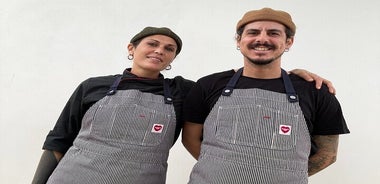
xmin=308 ymin=135 xmax=339 ymax=176
xmin=289 ymin=69 xmax=336 ymax=95
xmin=182 ymin=122 xmax=204 ymax=160
xmin=31 ymin=150 xmax=64 ymax=184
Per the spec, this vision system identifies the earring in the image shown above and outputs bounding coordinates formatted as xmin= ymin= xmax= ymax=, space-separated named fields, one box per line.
xmin=165 ymin=65 xmax=172 ymax=70
xmin=285 ymin=48 xmax=289 ymax=52
xmin=237 ymin=46 xmax=240 ymax=50
xmin=128 ymin=54 xmax=134 ymax=60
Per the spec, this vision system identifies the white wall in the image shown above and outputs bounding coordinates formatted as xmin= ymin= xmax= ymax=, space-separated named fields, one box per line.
xmin=1 ymin=0 xmax=379 ymax=183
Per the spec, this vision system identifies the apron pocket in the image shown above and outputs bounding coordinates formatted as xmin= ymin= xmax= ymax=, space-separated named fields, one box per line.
xmin=215 ymin=104 xmax=297 ymax=150
xmin=90 ymin=104 xmax=172 ymax=146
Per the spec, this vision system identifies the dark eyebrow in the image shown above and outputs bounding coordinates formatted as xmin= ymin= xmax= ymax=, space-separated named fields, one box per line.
xmin=146 ymin=38 xmax=177 ymax=47
xmin=146 ymin=38 xmax=159 ymax=42
xmin=245 ymin=28 xmax=282 ymax=32
xmin=245 ymin=28 xmax=260 ymax=32
xmin=267 ymin=29 xmax=282 ymax=32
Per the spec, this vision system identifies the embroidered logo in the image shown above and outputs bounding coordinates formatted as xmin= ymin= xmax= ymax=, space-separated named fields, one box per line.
xmin=263 ymin=116 xmax=271 ymax=119
xmin=152 ymin=124 xmax=164 ymax=133
xmin=279 ymin=125 xmax=291 ymax=135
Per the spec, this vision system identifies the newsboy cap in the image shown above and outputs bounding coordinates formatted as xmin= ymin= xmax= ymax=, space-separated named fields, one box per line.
xmin=130 ymin=27 xmax=182 ymax=55
xmin=236 ymin=8 xmax=296 ymax=35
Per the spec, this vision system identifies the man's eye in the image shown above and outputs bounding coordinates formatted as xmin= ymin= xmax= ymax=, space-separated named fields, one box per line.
xmin=247 ymin=31 xmax=259 ymax=35
xmin=269 ymin=32 xmax=280 ymax=36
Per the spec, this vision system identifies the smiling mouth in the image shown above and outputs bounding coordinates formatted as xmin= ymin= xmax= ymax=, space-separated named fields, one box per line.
xmin=249 ymin=43 xmax=274 ymax=51
xmin=254 ymin=47 xmax=270 ymax=51
xmin=148 ymin=56 xmax=162 ymax=62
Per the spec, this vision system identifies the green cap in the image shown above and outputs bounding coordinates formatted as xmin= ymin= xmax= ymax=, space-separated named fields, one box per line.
xmin=130 ymin=27 xmax=182 ymax=55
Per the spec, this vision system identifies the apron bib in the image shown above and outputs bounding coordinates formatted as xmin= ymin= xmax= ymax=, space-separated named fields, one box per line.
xmin=47 ymin=76 xmax=176 ymax=184
xmin=189 ymin=68 xmax=311 ymax=184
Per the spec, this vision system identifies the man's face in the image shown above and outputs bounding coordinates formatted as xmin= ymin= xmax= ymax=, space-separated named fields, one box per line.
xmin=237 ymin=21 xmax=293 ymax=66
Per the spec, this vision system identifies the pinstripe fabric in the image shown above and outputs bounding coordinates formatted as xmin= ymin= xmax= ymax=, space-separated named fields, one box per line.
xmin=189 ymin=88 xmax=310 ymax=184
xmin=47 ymin=89 xmax=176 ymax=184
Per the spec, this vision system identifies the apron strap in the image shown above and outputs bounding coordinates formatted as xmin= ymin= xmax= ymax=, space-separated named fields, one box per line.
xmin=221 ymin=67 xmax=298 ymax=103
xmin=107 ymin=75 xmax=122 ymax=96
xmin=281 ymin=69 xmax=299 ymax=103
xmin=106 ymin=75 xmax=173 ymax=104
xmin=222 ymin=68 xmax=243 ymax=96
xmin=163 ymin=79 xmax=173 ymax=104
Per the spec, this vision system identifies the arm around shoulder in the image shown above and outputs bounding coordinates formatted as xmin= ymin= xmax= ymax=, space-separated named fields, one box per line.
xmin=289 ymin=69 xmax=336 ymax=94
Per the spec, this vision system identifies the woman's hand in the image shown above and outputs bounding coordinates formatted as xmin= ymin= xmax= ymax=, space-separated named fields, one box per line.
xmin=290 ymin=69 xmax=336 ymax=95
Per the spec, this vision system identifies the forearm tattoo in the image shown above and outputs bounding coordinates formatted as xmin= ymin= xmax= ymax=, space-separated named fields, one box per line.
xmin=308 ymin=135 xmax=339 ymax=176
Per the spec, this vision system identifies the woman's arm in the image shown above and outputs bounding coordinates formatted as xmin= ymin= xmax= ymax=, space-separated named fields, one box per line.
xmin=182 ymin=122 xmax=204 ymax=160
xmin=31 ymin=150 xmax=64 ymax=184
xmin=290 ymin=69 xmax=336 ymax=94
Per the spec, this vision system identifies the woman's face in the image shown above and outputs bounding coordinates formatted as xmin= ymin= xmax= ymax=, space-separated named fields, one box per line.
xmin=128 ymin=34 xmax=178 ymax=78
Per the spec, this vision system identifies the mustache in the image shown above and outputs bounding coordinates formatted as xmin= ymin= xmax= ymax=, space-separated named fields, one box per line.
xmin=248 ymin=43 xmax=276 ymax=49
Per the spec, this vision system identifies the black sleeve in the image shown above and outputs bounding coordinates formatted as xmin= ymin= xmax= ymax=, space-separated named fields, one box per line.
xmin=170 ymin=76 xmax=196 ymax=143
xmin=183 ymin=81 xmax=209 ymax=124
xmin=42 ymin=80 xmax=88 ymax=153
xmin=313 ymin=85 xmax=350 ymax=135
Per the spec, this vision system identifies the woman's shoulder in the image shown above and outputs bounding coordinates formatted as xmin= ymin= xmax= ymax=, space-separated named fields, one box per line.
xmin=84 ymin=74 xmax=121 ymax=85
xmin=75 ymin=74 xmax=122 ymax=92
xmin=168 ymin=76 xmax=195 ymax=89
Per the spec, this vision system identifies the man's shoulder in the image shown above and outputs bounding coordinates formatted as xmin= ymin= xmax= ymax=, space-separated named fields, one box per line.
xmin=289 ymin=74 xmax=315 ymax=87
xmin=289 ymin=74 xmax=332 ymax=97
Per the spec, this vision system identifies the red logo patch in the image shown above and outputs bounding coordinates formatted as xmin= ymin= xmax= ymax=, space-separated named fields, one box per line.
xmin=152 ymin=124 xmax=164 ymax=133
xmin=154 ymin=125 xmax=162 ymax=131
xmin=279 ymin=125 xmax=291 ymax=135
xmin=281 ymin=126 xmax=290 ymax=133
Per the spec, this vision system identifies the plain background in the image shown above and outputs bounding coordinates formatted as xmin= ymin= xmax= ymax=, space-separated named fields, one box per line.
xmin=1 ymin=0 xmax=379 ymax=183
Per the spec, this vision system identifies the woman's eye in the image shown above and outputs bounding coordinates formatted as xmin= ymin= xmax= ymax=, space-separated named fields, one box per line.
xmin=165 ymin=47 xmax=175 ymax=52
xmin=148 ymin=42 xmax=158 ymax=47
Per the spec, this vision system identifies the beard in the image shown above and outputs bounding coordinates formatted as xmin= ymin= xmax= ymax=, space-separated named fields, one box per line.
xmin=244 ymin=43 xmax=285 ymax=65
xmin=246 ymin=52 xmax=284 ymax=65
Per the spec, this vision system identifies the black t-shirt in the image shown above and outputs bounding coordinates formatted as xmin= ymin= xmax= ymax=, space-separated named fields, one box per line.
xmin=43 ymin=68 xmax=195 ymax=153
xmin=184 ymin=69 xmax=350 ymax=136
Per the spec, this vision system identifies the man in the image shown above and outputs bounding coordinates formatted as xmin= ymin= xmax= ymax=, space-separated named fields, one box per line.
xmin=182 ymin=7 xmax=349 ymax=184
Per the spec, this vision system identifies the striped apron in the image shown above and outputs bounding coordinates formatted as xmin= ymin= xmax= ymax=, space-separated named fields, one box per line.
xmin=47 ymin=76 xmax=176 ymax=184
xmin=188 ymin=68 xmax=311 ymax=184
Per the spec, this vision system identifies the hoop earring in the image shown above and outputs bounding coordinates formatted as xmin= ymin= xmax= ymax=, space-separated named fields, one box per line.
xmin=128 ymin=54 xmax=134 ymax=60
xmin=165 ymin=65 xmax=172 ymax=70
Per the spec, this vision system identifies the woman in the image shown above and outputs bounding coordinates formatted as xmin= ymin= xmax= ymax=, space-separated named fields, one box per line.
xmin=32 ymin=26 xmax=334 ymax=184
